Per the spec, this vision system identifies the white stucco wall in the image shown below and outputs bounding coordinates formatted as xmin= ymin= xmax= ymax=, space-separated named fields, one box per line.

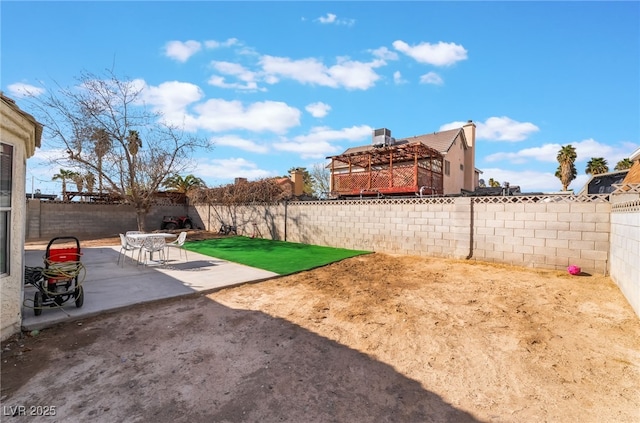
xmin=1 ymin=96 xmax=41 ymax=340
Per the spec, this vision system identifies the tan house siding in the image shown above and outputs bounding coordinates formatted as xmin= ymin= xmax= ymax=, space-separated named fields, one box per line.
xmin=1 ymin=94 xmax=42 ymax=341
xmin=442 ymin=132 xmax=468 ymax=195
xmin=329 ymin=122 xmax=477 ymax=196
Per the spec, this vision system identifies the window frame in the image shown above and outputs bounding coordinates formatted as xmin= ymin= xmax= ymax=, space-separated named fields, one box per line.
xmin=0 ymin=142 xmax=13 ymax=276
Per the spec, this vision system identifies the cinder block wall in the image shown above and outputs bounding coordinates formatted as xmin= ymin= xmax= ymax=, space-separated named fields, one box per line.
xmin=472 ymin=200 xmax=611 ymax=274
xmin=195 ymin=196 xmax=612 ymax=275
xmin=609 ymin=198 xmax=640 ymax=317
xmin=26 ymin=200 xmax=200 ymax=240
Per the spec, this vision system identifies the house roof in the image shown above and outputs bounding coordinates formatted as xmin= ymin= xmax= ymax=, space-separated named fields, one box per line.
xmin=332 ymin=127 xmax=466 ymax=159
xmin=399 ymin=127 xmax=468 ymax=154
xmin=0 ymin=92 xmax=43 ymax=152
xmin=579 ymin=169 xmax=630 ymax=195
xmin=621 ymin=160 xmax=640 ymax=185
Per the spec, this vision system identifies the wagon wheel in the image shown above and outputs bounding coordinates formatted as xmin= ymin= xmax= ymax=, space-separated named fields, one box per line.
xmin=34 ymin=291 xmax=43 ymax=316
xmin=74 ymin=285 xmax=84 ymax=308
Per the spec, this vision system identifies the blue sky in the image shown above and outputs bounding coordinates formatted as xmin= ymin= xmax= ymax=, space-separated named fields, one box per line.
xmin=3 ymin=1 xmax=639 ymax=195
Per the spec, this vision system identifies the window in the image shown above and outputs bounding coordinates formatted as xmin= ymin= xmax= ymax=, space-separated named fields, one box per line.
xmin=444 ymin=160 xmax=450 ymax=176
xmin=1 ymin=143 xmax=13 ymax=275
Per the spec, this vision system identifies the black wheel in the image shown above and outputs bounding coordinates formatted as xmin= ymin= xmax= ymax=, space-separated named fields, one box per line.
xmin=183 ymin=221 xmax=193 ymax=230
xmin=34 ymin=291 xmax=43 ymax=316
xmin=165 ymin=222 xmax=177 ymax=230
xmin=75 ymin=285 xmax=84 ymax=308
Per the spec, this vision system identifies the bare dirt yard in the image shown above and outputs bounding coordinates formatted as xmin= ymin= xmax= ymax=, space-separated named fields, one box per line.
xmin=3 ymin=233 xmax=640 ymax=422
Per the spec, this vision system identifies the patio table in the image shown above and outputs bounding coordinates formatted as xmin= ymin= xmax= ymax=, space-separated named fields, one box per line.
xmin=127 ymin=233 xmax=176 ymax=262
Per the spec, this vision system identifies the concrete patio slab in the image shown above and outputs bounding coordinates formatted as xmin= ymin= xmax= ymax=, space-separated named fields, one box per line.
xmin=22 ymin=244 xmax=279 ymax=331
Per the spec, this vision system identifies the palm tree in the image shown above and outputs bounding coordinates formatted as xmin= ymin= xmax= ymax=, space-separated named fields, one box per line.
xmin=85 ymin=172 xmax=96 ymax=193
xmin=614 ymin=158 xmax=633 ymax=171
xmin=91 ymin=128 xmax=112 ymax=194
xmin=127 ymin=130 xmax=142 ymax=156
xmin=52 ymin=169 xmax=79 ymax=199
xmin=555 ymin=145 xmax=577 ymax=191
xmin=163 ymin=174 xmax=206 ymax=215
xmin=162 ymin=174 xmax=206 ymax=193
xmin=585 ymin=157 xmax=609 ymax=175
xmin=71 ymin=172 xmax=84 ymax=193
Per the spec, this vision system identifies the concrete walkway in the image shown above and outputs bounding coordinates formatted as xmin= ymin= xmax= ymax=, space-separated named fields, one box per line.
xmin=22 ymin=244 xmax=279 ymax=330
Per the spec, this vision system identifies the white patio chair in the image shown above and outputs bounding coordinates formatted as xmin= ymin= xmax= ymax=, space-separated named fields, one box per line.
xmin=125 ymin=234 xmax=145 ymax=264
xmin=118 ymin=234 xmax=141 ymax=266
xmin=165 ymin=231 xmax=188 ymax=261
xmin=140 ymin=235 xmax=166 ymax=266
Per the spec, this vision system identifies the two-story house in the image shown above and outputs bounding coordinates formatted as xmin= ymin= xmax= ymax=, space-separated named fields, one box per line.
xmin=327 ymin=120 xmax=478 ymax=197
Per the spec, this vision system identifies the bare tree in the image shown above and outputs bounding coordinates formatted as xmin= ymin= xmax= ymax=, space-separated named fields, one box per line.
xmin=191 ymin=178 xmax=286 ymax=232
xmin=25 ymin=69 xmax=210 ymax=230
xmin=310 ymin=162 xmax=330 ymax=198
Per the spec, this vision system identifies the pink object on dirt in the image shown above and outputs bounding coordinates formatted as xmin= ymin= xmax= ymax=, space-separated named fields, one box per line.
xmin=568 ymin=265 xmax=581 ymax=275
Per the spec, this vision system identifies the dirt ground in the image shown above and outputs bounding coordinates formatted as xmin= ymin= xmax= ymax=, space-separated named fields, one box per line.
xmin=3 ymin=232 xmax=640 ymax=422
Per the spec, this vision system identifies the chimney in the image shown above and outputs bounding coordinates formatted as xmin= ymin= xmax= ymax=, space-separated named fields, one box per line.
xmin=462 ymin=120 xmax=476 ymax=192
xmin=234 ymin=177 xmax=247 ymax=185
xmin=290 ymin=169 xmax=304 ymax=197
xmin=462 ymin=120 xmax=475 ymax=148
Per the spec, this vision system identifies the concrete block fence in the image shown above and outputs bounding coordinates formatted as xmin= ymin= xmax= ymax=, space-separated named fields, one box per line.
xmin=194 ymin=196 xmax=613 ymax=274
xmin=25 ymin=199 xmax=201 ymax=241
xmin=24 ymin=193 xmax=639 ymax=318
xmin=609 ymin=197 xmax=640 ymax=317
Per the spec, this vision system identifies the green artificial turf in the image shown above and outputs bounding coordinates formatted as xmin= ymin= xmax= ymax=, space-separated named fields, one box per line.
xmin=183 ymin=236 xmax=371 ymax=275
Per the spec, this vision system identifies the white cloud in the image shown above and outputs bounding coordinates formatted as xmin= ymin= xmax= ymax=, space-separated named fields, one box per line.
xmin=196 ymin=157 xmax=274 ymax=183
xmin=273 ymin=140 xmax=339 ymax=159
xmin=293 ymin=125 xmax=372 ymax=144
xmin=6 ymin=82 xmax=46 ymax=98
xmin=213 ymin=135 xmax=269 ymax=154
xmin=393 ymin=40 xmax=468 ymax=66
xmin=35 ymin=147 xmax=66 ymax=161
xmin=211 ymin=61 xmax=257 ymax=83
xmin=141 ymin=80 xmax=204 ymax=109
xmin=485 ymin=143 xmax=562 ymax=164
xmin=204 ymin=38 xmax=239 ymax=49
xmin=207 ymin=61 xmax=263 ymax=91
xmin=193 ymin=99 xmax=301 ymax=134
xmin=306 ymin=102 xmax=331 ymax=118
xmin=274 ymin=125 xmax=372 ymax=159
xmin=419 ymin=72 xmax=443 ymax=85
xmin=318 ymin=13 xmax=337 ymax=24
xmin=316 ymin=13 xmax=355 ymax=26
xmin=442 ymin=117 xmax=539 ymax=142
xmin=393 ymin=71 xmax=407 ymax=85
xmin=207 ymin=76 xmax=261 ymax=91
xmin=573 ymin=139 xmax=639 ymax=165
xmin=136 ymin=79 xmax=300 ymax=133
xmin=137 ymin=80 xmax=204 ymax=129
xmin=370 ymin=47 xmax=398 ymax=61
xmin=572 ymin=138 xmax=615 ymax=163
xmin=164 ymin=40 xmax=202 ymax=63
xmin=260 ymin=55 xmax=383 ymax=91
xmin=484 ymin=139 xmax=639 ymax=166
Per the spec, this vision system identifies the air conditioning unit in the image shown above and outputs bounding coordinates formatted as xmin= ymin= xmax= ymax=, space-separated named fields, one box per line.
xmin=372 ymin=128 xmax=392 ymax=146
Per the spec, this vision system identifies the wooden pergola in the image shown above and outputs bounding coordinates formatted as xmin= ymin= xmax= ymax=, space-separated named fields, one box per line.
xmin=327 ymin=142 xmax=444 ymax=197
